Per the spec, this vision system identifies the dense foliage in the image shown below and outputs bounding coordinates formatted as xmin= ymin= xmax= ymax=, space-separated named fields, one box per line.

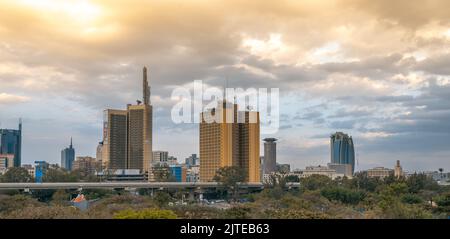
xmin=0 ymin=169 xmax=448 ymax=219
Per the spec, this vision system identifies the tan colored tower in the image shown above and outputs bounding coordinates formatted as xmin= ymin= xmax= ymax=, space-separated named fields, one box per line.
xmin=102 ymin=109 xmax=128 ymax=170
xmin=394 ymin=160 xmax=403 ymax=178
xmin=200 ymin=102 xmax=260 ymax=182
xmin=102 ymin=67 xmax=153 ymax=174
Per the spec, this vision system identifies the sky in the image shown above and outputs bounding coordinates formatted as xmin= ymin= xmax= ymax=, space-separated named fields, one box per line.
xmin=0 ymin=0 xmax=449 ymax=172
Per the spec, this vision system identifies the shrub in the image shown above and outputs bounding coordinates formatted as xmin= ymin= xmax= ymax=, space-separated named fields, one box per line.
xmin=114 ymin=208 xmax=177 ymax=219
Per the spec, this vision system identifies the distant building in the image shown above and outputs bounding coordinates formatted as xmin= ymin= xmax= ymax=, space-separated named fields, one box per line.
xmin=185 ymin=154 xmax=199 ymax=168
xmin=276 ymin=163 xmax=290 ymax=173
xmin=328 ymin=163 xmax=353 ymax=177
xmin=394 ymin=160 xmax=403 ymax=178
xmin=98 ymin=169 xmax=145 ymax=181
xmin=263 ymin=138 xmax=277 ymax=174
xmin=153 ymin=151 xmax=169 ymax=164
xmin=419 ymin=171 xmax=450 ymax=184
xmin=35 ymin=161 xmax=50 ymax=183
xmin=61 ymin=138 xmax=75 ymax=171
xmin=291 ymin=165 xmax=348 ymax=180
xmin=73 ymin=156 xmax=101 ymax=175
xmin=0 ymin=120 xmax=22 ymax=167
xmin=200 ymin=101 xmax=260 ymax=182
xmin=22 ymin=164 xmax=35 ymax=178
xmin=330 ymin=132 xmax=355 ymax=174
xmin=96 ymin=141 xmax=103 ymax=164
xmin=259 ymin=156 xmax=264 ymax=181
xmin=169 ymin=165 xmax=187 ymax=182
xmin=102 ymin=67 xmax=153 ymax=175
xmin=0 ymin=154 xmax=14 ymax=173
xmin=186 ymin=165 xmax=200 ymax=182
xmin=367 ymin=167 xmax=393 ymax=178
xmin=167 ymin=156 xmax=178 ymax=165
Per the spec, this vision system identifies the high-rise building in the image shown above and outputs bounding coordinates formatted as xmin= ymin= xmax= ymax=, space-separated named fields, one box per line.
xmin=153 ymin=151 xmax=169 ymax=164
xmin=263 ymin=138 xmax=277 ymax=174
xmin=103 ymin=109 xmax=128 ymax=170
xmin=185 ymin=154 xmax=199 ymax=168
xmin=102 ymin=67 xmax=153 ymax=174
xmin=61 ymin=138 xmax=75 ymax=171
xmin=330 ymin=132 xmax=355 ymax=174
xmin=0 ymin=120 xmax=22 ymax=167
xmin=199 ymin=101 xmax=260 ymax=182
xmin=394 ymin=160 xmax=403 ymax=178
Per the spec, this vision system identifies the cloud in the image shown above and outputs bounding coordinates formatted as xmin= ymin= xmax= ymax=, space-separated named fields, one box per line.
xmin=0 ymin=0 xmax=449 ymax=170
xmin=0 ymin=93 xmax=29 ymax=105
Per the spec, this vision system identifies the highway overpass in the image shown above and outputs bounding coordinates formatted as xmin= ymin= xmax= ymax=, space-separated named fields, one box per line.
xmin=0 ymin=182 xmax=300 ymax=190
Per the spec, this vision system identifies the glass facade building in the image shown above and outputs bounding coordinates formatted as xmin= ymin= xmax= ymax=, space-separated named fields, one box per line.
xmin=330 ymin=132 xmax=355 ymax=174
xmin=0 ymin=121 xmax=22 ymax=167
xmin=61 ymin=138 xmax=75 ymax=171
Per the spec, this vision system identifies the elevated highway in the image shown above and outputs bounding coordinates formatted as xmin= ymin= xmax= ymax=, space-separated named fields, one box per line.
xmin=0 ymin=182 xmax=300 ymax=190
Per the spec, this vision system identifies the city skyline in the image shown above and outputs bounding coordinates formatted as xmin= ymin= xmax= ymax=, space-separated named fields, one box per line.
xmin=0 ymin=1 xmax=450 ymax=171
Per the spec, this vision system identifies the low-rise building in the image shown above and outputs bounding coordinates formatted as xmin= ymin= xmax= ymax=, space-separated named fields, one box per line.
xmin=169 ymin=164 xmax=187 ymax=182
xmin=34 ymin=161 xmax=50 ymax=183
xmin=73 ymin=156 xmax=101 ymax=175
xmin=293 ymin=165 xmax=346 ymax=179
xmin=367 ymin=167 xmax=393 ymax=178
xmin=0 ymin=154 xmax=14 ymax=174
xmin=328 ymin=163 xmax=353 ymax=177
xmin=186 ymin=165 xmax=200 ymax=182
xmin=97 ymin=169 xmax=145 ymax=181
xmin=22 ymin=164 xmax=35 ymax=178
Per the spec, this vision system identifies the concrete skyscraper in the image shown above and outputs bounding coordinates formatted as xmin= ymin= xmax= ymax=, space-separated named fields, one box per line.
xmin=263 ymin=138 xmax=277 ymax=174
xmin=61 ymin=137 xmax=75 ymax=171
xmin=102 ymin=67 xmax=153 ymax=174
xmin=200 ymin=101 xmax=260 ymax=182
xmin=0 ymin=120 xmax=22 ymax=167
xmin=330 ymin=132 xmax=355 ymax=174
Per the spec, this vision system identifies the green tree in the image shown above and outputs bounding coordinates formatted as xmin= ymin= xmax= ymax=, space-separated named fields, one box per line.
xmin=0 ymin=167 xmax=33 ymax=182
xmin=401 ymin=194 xmax=423 ymax=204
xmin=213 ymin=166 xmax=247 ymax=201
xmin=43 ymin=168 xmax=78 ymax=182
xmin=152 ymin=164 xmax=176 ymax=182
xmin=51 ymin=189 xmax=71 ymax=206
xmin=285 ymin=175 xmax=300 ymax=183
xmin=321 ymin=187 xmax=366 ymax=205
xmin=406 ymin=173 xmax=439 ymax=193
xmin=113 ymin=208 xmax=177 ymax=219
xmin=300 ymin=175 xmax=333 ymax=191
xmin=435 ymin=192 xmax=450 ymax=214
xmin=153 ymin=191 xmax=173 ymax=207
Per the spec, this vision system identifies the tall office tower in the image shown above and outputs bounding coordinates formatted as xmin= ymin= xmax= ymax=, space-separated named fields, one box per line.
xmin=263 ymin=138 xmax=277 ymax=174
xmin=330 ymin=132 xmax=355 ymax=174
xmin=0 ymin=120 xmax=22 ymax=167
xmin=61 ymin=138 xmax=75 ymax=171
xmin=103 ymin=109 xmax=128 ymax=170
xmin=102 ymin=67 xmax=153 ymax=173
xmin=394 ymin=160 xmax=403 ymax=178
xmin=200 ymin=101 xmax=260 ymax=182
